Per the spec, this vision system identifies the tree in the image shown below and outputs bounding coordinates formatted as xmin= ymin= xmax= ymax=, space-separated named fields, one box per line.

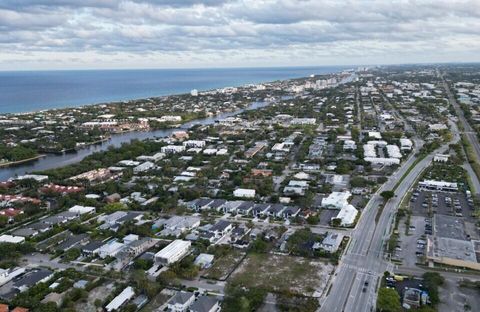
xmin=380 ymin=191 xmax=395 ymax=201
xmin=422 ymin=272 xmax=444 ymax=305
xmin=376 ymin=287 xmax=401 ymax=312
xmin=331 ymin=218 xmax=342 ymax=227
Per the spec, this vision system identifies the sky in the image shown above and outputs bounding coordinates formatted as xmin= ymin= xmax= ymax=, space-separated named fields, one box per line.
xmin=1 ymin=0 xmax=480 ymax=70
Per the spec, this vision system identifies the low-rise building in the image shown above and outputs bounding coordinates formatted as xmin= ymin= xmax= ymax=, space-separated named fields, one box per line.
xmin=154 ymin=240 xmax=191 ymax=265
xmin=233 ymin=188 xmax=256 ymax=198
xmin=106 ymin=286 xmax=135 ymax=312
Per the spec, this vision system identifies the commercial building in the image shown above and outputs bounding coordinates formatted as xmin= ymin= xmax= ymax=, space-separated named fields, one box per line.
xmin=155 ymin=240 xmax=191 ymax=265
xmin=418 ymin=180 xmax=458 ymax=192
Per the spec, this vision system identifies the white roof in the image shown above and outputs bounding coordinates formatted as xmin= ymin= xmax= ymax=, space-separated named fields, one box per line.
xmin=155 ymin=239 xmax=191 ymax=260
xmin=233 ymin=188 xmax=256 ymax=197
xmin=322 ymin=191 xmax=351 ymax=209
xmin=386 ymin=145 xmax=402 ymax=158
xmin=0 ymin=234 xmax=25 ymax=244
xmin=334 ymin=204 xmax=358 ymax=226
xmin=106 ymin=286 xmax=135 ymax=312
xmin=399 ymin=138 xmax=413 ymax=146
xmin=69 ymin=205 xmax=95 ymax=214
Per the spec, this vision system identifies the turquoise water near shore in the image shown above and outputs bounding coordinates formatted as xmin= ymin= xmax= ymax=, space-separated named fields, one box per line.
xmin=0 ymin=66 xmax=348 ymax=114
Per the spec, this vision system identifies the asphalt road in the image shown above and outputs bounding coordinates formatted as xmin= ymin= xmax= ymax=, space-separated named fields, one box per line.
xmin=442 ymin=74 xmax=480 ymax=170
xmin=319 ymin=141 xmax=449 ymax=312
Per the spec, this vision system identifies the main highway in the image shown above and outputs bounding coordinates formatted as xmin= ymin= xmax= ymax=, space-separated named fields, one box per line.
xmin=319 ymin=138 xmax=450 ymax=312
xmin=441 ymin=71 xmax=480 ymax=166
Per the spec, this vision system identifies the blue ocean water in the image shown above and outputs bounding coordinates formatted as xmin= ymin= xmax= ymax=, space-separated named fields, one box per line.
xmin=0 ymin=66 xmax=348 ymax=114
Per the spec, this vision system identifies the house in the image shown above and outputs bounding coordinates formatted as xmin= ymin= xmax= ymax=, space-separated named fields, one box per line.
xmin=0 ymin=235 xmax=25 ymax=244
xmin=321 ymin=191 xmax=351 ymax=210
xmin=154 ymin=216 xmax=201 ymax=237
xmin=253 ymin=203 xmax=270 ymax=217
xmin=133 ymin=161 xmax=155 ymax=174
xmin=266 ymin=204 xmax=285 ymax=218
xmin=167 ymin=291 xmax=195 ymax=312
xmin=161 ymin=145 xmax=186 ymax=154
xmin=190 ymin=296 xmax=221 ymax=312
xmin=68 ymin=205 xmax=96 ymax=215
xmin=233 ymin=188 xmax=256 ymax=198
xmin=333 ymin=204 xmax=358 ymax=226
xmin=81 ymin=240 xmax=104 ymax=256
xmin=13 ymin=268 xmax=54 ymax=293
xmin=282 ymin=206 xmax=300 ymax=219
xmin=316 ymin=232 xmax=344 ymax=253
xmin=236 ymin=201 xmax=254 ymax=215
xmin=209 ymin=220 xmax=233 ymax=238
xmin=194 ymin=253 xmax=214 ymax=269
xmin=400 ymin=138 xmax=413 ymax=150
xmin=106 ymin=286 xmax=135 ymax=312
xmin=0 ymin=267 xmax=26 ymax=287
xmin=98 ymin=240 xmax=125 ymax=259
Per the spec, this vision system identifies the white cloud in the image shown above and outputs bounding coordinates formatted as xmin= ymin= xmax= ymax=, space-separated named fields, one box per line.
xmin=0 ymin=0 xmax=479 ymax=69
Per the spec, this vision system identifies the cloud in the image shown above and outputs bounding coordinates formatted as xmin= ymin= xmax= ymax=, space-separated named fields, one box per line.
xmin=0 ymin=0 xmax=479 ymax=69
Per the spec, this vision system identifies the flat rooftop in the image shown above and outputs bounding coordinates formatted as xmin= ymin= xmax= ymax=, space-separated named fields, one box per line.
xmin=434 ymin=214 xmax=467 ymax=240
xmin=429 ymin=236 xmax=478 ymax=263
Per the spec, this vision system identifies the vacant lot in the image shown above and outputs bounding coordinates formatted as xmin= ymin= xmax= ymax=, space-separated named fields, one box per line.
xmin=204 ymin=249 xmax=245 ymax=281
xmin=229 ymin=253 xmax=333 ymax=296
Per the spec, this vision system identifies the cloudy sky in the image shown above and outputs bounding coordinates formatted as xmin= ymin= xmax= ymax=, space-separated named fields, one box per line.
xmin=1 ymin=0 xmax=479 ymax=70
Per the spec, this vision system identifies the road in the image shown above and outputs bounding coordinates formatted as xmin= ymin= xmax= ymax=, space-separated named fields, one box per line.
xmin=319 ymin=140 xmax=448 ymax=312
xmin=442 ymin=72 xmax=480 ymax=171
xmin=448 ymin=118 xmax=480 ymax=194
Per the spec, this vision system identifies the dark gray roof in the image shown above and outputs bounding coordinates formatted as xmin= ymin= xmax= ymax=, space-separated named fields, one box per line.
xmin=210 ymin=220 xmax=231 ymax=232
xmin=55 ymin=233 xmax=89 ymax=251
xmin=237 ymin=201 xmax=254 ymax=211
xmin=81 ymin=240 xmax=104 ymax=252
xmin=190 ymin=296 xmax=220 ymax=312
xmin=12 ymin=227 xmax=38 ymax=237
xmin=169 ymin=291 xmax=194 ymax=305
xmin=29 ymin=221 xmax=51 ymax=231
xmin=117 ymin=211 xmax=144 ymax=223
xmin=14 ymin=269 xmax=53 ymax=289
xmin=209 ymin=199 xmax=227 ymax=209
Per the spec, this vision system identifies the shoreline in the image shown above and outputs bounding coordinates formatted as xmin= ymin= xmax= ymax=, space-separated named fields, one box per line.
xmin=1 ymin=66 xmax=348 ymax=115
xmin=0 ymin=154 xmax=47 ymax=168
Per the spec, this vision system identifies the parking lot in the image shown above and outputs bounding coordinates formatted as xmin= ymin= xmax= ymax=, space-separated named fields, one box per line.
xmin=395 ymin=216 xmax=427 ymax=268
xmin=410 ymin=189 xmax=473 ymax=220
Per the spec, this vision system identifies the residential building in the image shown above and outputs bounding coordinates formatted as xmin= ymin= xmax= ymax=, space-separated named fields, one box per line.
xmin=154 ymin=240 xmax=191 ymax=265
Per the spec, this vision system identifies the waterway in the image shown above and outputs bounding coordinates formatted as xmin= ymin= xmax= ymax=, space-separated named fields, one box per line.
xmin=0 ymin=101 xmax=269 ymax=181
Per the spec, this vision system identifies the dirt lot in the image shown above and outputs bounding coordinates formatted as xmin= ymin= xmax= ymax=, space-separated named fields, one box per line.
xmin=203 ymin=249 xmax=245 ymax=281
xmin=75 ymin=282 xmax=114 ymax=312
xmin=229 ymin=253 xmax=334 ymax=296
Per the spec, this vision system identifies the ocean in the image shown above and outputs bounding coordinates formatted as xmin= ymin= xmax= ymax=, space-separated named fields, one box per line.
xmin=0 ymin=66 xmax=348 ymax=114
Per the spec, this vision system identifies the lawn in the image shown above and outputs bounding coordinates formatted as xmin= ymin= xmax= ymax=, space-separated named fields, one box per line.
xmin=229 ymin=253 xmax=333 ymax=296
xmin=203 ymin=249 xmax=245 ymax=281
